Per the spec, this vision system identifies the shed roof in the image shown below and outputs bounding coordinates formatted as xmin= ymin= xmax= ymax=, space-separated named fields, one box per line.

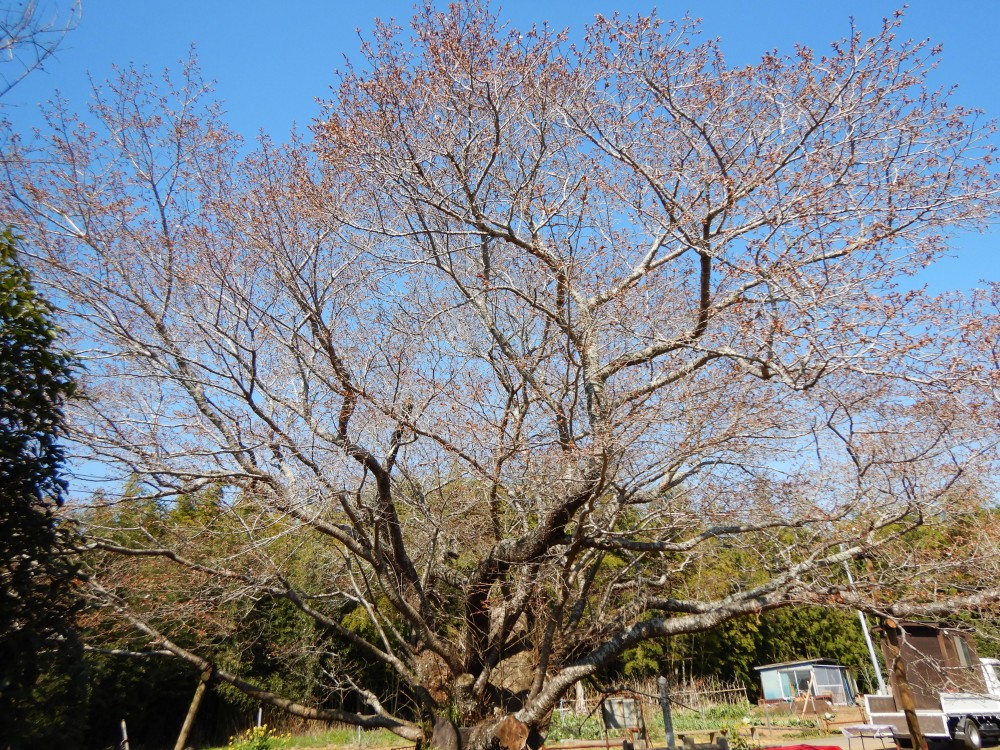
xmin=874 ymin=620 xmax=973 ymax=635
xmin=754 ymin=658 xmax=844 ymax=672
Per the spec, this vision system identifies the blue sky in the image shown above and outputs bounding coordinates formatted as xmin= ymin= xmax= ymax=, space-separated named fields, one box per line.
xmin=3 ymin=0 xmax=998 ymax=291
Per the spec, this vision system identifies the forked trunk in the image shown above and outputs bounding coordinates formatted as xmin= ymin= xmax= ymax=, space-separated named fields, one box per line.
xmin=431 ymin=714 xmax=534 ymax=750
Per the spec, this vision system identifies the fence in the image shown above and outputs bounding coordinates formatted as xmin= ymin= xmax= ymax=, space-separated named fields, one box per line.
xmin=557 ymin=677 xmax=750 ymax=723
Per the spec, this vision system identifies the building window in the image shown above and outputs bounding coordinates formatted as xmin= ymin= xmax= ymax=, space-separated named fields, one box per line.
xmin=954 ymin=635 xmax=973 ymax=668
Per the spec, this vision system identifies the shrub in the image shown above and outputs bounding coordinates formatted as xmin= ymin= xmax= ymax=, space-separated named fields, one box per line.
xmin=227 ymin=724 xmax=291 ymax=750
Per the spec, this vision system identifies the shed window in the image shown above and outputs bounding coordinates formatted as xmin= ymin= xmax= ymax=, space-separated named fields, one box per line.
xmin=955 ymin=636 xmax=973 ymax=668
xmin=760 ymin=670 xmax=782 ymax=701
xmin=813 ymin=666 xmax=850 ymax=705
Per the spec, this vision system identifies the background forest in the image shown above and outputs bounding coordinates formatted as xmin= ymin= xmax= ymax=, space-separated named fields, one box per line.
xmin=27 ymin=482 xmax=906 ymax=750
xmin=23 ymin=482 xmax=998 ymax=749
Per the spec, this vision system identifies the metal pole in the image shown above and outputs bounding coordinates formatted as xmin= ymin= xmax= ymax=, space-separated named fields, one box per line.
xmin=658 ymin=676 xmax=676 ymax=750
xmin=856 ymin=608 xmax=888 ymax=694
xmin=842 ymin=554 xmax=888 ymax=694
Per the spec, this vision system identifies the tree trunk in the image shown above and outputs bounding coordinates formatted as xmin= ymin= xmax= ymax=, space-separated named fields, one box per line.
xmin=174 ymin=668 xmax=212 ymax=750
xmin=434 ymin=714 xmax=532 ymax=750
xmin=884 ymin=621 xmax=928 ymax=750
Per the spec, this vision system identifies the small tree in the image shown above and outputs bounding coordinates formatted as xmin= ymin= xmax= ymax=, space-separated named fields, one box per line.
xmin=2 ymin=5 xmax=1000 ymax=748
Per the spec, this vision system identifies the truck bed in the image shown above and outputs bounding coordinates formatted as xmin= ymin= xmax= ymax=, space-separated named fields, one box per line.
xmin=940 ymin=694 xmax=1000 ymax=717
xmin=865 ymin=695 xmax=951 ymax=739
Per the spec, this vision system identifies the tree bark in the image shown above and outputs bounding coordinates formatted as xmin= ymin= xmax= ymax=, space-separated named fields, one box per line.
xmin=884 ymin=620 xmax=928 ymax=750
xmin=174 ymin=667 xmax=212 ymax=750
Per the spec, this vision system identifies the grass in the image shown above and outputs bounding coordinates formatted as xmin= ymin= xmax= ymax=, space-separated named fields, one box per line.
xmin=282 ymin=727 xmax=407 ymax=748
xmin=546 ymin=701 xmax=831 ymax=745
xmin=547 ymin=702 xmax=758 ymax=743
xmin=205 ymin=726 xmax=407 ymax=750
xmin=207 ymin=702 xmax=831 ymax=749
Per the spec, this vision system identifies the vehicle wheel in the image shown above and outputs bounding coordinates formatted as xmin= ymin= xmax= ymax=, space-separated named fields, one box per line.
xmin=964 ymin=719 xmax=983 ymax=750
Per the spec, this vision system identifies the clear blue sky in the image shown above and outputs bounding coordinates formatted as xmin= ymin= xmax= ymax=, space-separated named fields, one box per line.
xmin=3 ymin=0 xmax=998 ymax=291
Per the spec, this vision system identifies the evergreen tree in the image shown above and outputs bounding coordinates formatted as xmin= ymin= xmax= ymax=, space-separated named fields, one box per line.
xmin=0 ymin=228 xmax=82 ymax=746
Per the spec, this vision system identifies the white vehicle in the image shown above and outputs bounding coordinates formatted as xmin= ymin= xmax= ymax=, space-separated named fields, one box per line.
xmin=865 ymin=623 xmax=1000 ymax=750
xmin=981 ymin=659 xmax=1000 ymax=697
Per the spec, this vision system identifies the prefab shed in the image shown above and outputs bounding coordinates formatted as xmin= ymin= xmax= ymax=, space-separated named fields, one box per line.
xmin=755 ymin=659 xmax=857 ymax=706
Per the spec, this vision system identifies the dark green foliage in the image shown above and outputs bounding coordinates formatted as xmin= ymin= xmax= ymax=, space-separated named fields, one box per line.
xmin=622 ymin=635 xmax=665 ymax=679
xmin=230 ymin=597 xmax=331 ymax=708
xmin=622 ymin=606 xmax=876 ymax=697
xmin=11 ymin=639 xmax=89 ymax=749
xmin=83 ymin=652 xmax=220 ymax=750
xmin=689 ymin=615 xmax=761 ymax=688
xmin=0 ymin=227 xmax=76 ymax=508
xmin=0 ymin=228 xmax=83 ymax=746
xmin=757 ymin=608 xmax=876 ymax=692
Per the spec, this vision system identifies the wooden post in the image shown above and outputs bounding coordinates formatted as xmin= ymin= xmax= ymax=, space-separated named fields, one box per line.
xmin=800 ymin=671 xmax=816 ymax=719
xmin=658 ymin=677 xmax=676 ymax=750
xmin=884 ymin=620 xmax=928 ymax=750
xmin=174 ymin=667 xmax=212 ymax=750
xmin=601 ymin=699 xmax=610 ymax=750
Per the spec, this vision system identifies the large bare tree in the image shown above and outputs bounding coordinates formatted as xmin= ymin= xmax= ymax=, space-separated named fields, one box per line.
xmin=3 ymin=5 xmax=999 ymax=746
